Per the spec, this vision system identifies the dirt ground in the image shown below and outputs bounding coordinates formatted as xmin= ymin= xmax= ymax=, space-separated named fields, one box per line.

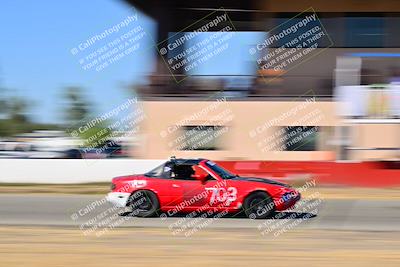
xmin=0 ymin=226 xmax=398 ymax=267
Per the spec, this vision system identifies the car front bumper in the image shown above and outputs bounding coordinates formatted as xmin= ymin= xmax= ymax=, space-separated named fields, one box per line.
xmin=274 ymin=192 xmax=301 ymax=211
xmin=106 ymin=192 xmax=131 ymax=207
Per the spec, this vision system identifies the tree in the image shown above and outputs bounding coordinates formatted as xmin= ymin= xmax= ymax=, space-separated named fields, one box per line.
xmin=63 ymin=87 xmax=90 ymax=125
xmin=0 ymin=90 xmax=32 ymax=136
xmin=0 ymin=84 xmax=8 ymax=117
xmin=0 ymin=67 xmax=58 ymax=137
xmin=62 ymin=87 xmax=114 ymax=149
xmin=8 ymin=97 xmax=28 ymax=123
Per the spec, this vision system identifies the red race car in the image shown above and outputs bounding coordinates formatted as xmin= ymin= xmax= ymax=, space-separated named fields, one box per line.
xmin=106 ymin=157 xmax=300 ymax=219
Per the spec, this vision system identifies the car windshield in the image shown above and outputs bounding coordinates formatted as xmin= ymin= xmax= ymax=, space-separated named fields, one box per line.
xmin=144 ymin=163 xmax=165 ymax=177
xmin=205 ymin=161 xmax=236 ymax=179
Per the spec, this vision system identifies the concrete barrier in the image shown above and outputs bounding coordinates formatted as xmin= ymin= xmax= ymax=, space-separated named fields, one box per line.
xmin=1 ymin=159 xmax=399 ymax=186
xmin=0 ymin=159 xmax=164 ymax=184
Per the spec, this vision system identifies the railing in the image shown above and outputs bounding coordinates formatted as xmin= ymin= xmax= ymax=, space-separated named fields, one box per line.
xmin=136 ymin=74 xmax=388 ymax=100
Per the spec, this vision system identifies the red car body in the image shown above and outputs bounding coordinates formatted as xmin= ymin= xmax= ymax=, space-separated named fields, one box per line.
xmin=106 ymin=158 xmax=300 ymax=219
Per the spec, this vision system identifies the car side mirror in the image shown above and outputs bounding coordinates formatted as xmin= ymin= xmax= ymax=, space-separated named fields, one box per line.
xmin=193 ymin=174 xmax=208 ymax=184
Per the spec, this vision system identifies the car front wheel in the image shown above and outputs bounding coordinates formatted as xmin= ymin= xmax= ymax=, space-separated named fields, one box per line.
xmin=243 ymin=191 xmax=275 ymax=219
xmin=127 ymin=190 xmax=160 ymax=217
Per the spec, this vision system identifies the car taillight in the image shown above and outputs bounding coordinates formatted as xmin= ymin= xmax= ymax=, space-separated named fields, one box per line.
xmin=111 ymin=183 xmax=116 ymax=190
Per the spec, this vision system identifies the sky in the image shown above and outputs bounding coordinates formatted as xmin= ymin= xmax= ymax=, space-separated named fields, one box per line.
xmin=0 ymin=0 xmax=156 ymax=123
xmin=0 ymin=0 xmax=264 ymax=124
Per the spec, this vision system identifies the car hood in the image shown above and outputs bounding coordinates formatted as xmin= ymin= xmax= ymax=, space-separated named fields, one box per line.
xmin=230 ymin=176 xmax=290 ymax=188
xmin=112 ymin=174 xmax=143 ymax=182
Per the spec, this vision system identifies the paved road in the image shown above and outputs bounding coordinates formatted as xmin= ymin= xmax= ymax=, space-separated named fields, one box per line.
xmin=0 ymin=194 xmax=399 ymax=232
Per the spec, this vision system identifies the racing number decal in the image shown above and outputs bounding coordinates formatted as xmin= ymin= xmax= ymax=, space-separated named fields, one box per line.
xmin=226 ymin=187 xmax=238 ymax=203
xmin=206 ymin=187 xmax=237 ymax=206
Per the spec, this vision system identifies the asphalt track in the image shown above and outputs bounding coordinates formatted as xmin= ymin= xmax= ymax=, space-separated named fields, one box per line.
xmin=0 ymin=194 xmax=399 ymax=232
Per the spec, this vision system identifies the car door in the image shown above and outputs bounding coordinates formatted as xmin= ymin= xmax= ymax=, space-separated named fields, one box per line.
xmin=143 ymin=162 xmax=183 ymax=209
xmin=181 ymin=178 xmax=237 ymax=210
xmin=158 ymin=164 xmax=184 ymax=208
xmin=178 ymin=164 xmax=228 ymax=210
xmin=180 ymin=179 xmax=210 ymax=209
xmin=169 ymin=164 xmax=210 ymax=210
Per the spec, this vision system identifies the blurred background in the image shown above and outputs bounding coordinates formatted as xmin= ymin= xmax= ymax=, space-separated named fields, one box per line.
xmin=1 ymin=2 xmax=400 ymax=267
xmin=1 ymin=0 xmax=400 ymax=186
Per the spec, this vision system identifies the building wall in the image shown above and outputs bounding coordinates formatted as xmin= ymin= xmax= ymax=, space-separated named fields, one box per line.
xmin=136 ymin=100 xmax=339 ymax=160
xmin=350 ymin=124 xmax=400 ymax=160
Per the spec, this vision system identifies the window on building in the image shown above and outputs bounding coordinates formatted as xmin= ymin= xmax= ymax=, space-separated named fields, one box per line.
xmin=272 ymin=13 xmax=400 ymax=48
xmin=283 ymin=126 xmax=318 ymax=151
xmin=179 ymin=125 xmax=227 ymax=150
xmin=345 ymin=17 xmax=384 ymax=47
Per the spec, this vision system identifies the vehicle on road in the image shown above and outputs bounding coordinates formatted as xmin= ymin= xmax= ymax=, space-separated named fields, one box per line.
xmin=106 ymin=157 xmax=300 ymax=219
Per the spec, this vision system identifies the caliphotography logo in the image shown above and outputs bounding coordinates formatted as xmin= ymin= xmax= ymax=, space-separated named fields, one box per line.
xmin=156 ymin=8 xmax=236 ymax=83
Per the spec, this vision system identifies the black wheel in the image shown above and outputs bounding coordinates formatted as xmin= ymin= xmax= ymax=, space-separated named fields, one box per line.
xmin=127 ymin=190 xmax=160 ymax=217
xmin=64 ymin=149 xmax=82 ymax=159
xmin=243 ymin=191 xmax=275 ymax=219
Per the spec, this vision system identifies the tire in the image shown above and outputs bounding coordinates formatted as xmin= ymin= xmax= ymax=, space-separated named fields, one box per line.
xmin=65 ymin=149 xmax=82 ymax=159
xmin=243 ymin=191 xmax=275 ymax=219
xmin=127 ymin=190 xmax=160 ymax=217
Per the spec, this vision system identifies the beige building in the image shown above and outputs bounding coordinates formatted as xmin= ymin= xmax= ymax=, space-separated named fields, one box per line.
xmin=127 ymin=0 xmax=400 ymax=161
xmin=133 ymin=98 xmax=400 ymax=161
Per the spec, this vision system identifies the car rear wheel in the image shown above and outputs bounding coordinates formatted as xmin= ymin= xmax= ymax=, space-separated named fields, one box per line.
xmin=128 ymin=190 xmax=160 ymax=217
xmin=243 ymin=191 xmax=275 ymax=219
